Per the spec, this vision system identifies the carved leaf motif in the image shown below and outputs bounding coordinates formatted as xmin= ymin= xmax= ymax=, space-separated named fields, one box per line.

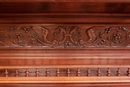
xmin=0 ymin=26 xmax=50 ymax=47
xmin=0 ymin=26 xmax=129 ymax=48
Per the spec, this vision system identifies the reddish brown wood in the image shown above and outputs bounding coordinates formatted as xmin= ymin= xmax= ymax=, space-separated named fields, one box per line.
xmin=0 ymin=2 xmax=130 ymax=13
xmin=0 ymin=0 xmax=130 ymax=87
xmin=0 ymin=65 xmax=129 ymax=77
xmin=1 ymin=83 xmax=130 ymax=87
xmin=1 ymin=0 xmax=130 ymax=2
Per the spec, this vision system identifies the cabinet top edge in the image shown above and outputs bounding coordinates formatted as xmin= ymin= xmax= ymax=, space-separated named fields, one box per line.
xmin=1 ymin=0 xmax=130 ymax=3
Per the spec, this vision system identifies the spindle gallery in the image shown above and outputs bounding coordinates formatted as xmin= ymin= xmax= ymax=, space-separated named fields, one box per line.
xmin=1 ymin=66 xmax=130 ymax=77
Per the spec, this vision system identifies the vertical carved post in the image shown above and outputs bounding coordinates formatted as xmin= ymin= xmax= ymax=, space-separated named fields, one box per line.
xmin=45 ymin=68 xmax=50 ymax=77
xmin=25 ymin=69 xmax=29 ymax=77
xmin=35 ymin=68 xmax=39 ymax=77
xmin=87 ymin=68 xmax=91 ymax=76
xmin=5 ymin=69 xmax=8 ymax=77
xmin=117 ymin=68 xmax=121 ymax=76
xmin=15 ymin=69 xmax=19 ymax=77
xmin=77 ymin=68 xmax=81 ymax=76
xmin=67 ymin=68 xmax=70 ymax=76
xmin=107 ymin=68 xmax=111 ymax=76
xmin=56 ymin=68 xmax=60 ymax=77
xmin=97 ymin=68 xmax=101 ymax=76
xmin=127 ymin=68 xmax=130 ymax=76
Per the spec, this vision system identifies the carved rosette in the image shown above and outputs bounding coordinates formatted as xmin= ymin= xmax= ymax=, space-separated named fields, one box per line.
xmin=0 ymin=26 xmax=129 ymax=48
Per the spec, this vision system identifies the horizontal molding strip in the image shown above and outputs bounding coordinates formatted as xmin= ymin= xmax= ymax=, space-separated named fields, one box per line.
xmin=0 ymin=77 xmax=130 ymax=83
xmin=0 ymin=13 xmax=130 ymax=24
xmin=0 ymin=65 xmax=130 ymax=69
xmin=0 ymin=49 xmax=129 ymax=58
xmin=0 ymin=13 xmax=130 ymax=17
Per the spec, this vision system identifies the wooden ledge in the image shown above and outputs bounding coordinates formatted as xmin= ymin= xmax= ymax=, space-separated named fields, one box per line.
xmin=0 ymin=65 xmax=130 ymax=69
xmin=0 ymin=49 xmax=129 ymax=59
xmin=0 ymin=13 xmax=130 ymax=24
xmin=0 ymin=77 xmax=130 ymax=83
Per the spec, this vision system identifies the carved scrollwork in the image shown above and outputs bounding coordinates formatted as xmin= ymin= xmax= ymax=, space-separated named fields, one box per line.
xmin=52 ymin=26 xmax=83 ymax=48
xmin=86 ymin=26 xmax=130 ymax=47
xmin=0 ymin=26 xmax=129 ymax=48
xmin=0 ymin=26 xmax=50 ymax=47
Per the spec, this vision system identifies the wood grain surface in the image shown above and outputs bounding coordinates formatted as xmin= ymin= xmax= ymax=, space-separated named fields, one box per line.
xmin=0 ymin=0 xmax=130 ymax=87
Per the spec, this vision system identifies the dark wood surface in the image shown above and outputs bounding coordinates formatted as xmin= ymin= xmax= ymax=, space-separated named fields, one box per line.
xmin=0 ymin=0 xmax=130 ymax=13
xmin=0 ymin=2 xmax=130 ymax=13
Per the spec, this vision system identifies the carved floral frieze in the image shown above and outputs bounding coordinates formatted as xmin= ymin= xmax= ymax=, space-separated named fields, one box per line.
xmin=0 ymin=26 xmax=129 ymax=48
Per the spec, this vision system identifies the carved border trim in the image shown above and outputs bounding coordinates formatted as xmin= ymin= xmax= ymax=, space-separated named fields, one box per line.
xmin=0 ymin=26 xmax=129 ymax=48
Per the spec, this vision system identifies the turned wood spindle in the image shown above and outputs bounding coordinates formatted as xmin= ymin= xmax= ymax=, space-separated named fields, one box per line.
xmin=117 ymin=68 xmax=121 ymax=76
xmin=107 ymin=68 xmax=111 ymax=76
xmin=45 ymin=68 xmax=50 ymax=76
xmin=77 ymin=68 xmax=81 ymax=76
xmin=87 ymin=68 xmax=91 ymax=76
xmin=35 ymin=68 xmax=39 ymax=77
xmin=25 ymin=69 xmax=29 ymax=77
xmin=67 ymin=68 xmax=70 ymax=76
xmin=56 ymin=68 xmax=60 ymax=76
xmin=5 ymin=69 xmax=8 ymax=77
xmin=15 ymin=69 xmax=19 ymax=77
xmin=127 ymin=68 xmax=130 ymax=76
xmin=97 ymin=68 xmax=101 ymax=76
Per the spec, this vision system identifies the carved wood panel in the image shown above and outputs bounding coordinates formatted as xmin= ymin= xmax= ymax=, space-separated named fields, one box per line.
xmin=0 ymin=25 xmax=129 ymax=48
